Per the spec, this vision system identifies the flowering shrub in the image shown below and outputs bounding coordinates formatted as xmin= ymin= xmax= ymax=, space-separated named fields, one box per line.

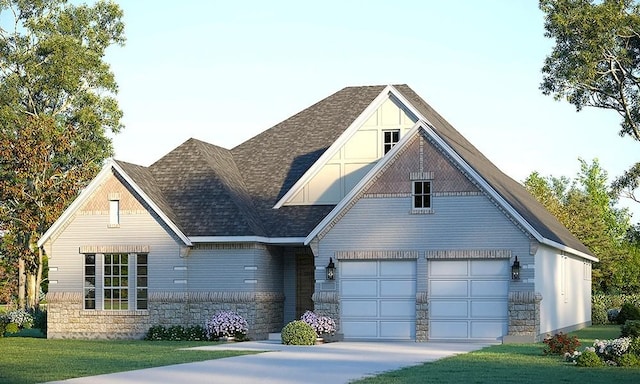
xmin=5 ymin=309 xmax=34 ymax=329
xmin=593 ymin=338 xmax=631 ymax=361
xmin=205 ymin=311 xmax=248 ymax=340
xmin=300 ymin=310 xmax=336 ymax=336
xmin=543 ymin=333 xmax=581 ymax=355
xmin=567 ymin=337 xmax=639 ymax=367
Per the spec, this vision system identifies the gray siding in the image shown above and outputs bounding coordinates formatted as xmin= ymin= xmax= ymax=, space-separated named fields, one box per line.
xmin=319 ymin=194 xmax=534 ymax=292
xmin=47 ymin=212 xmax=182 ymax=294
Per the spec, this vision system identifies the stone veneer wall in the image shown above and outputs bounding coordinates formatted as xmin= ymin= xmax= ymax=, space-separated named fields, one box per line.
xmin=415 ymin=292 xmax=428 ymax=342
xmin=47 ymin=291 xmax=284 ymax=340
xmin=312 ymin=291 xmax=341 ymax=340
xmin=505 ymin=291 xmax=542 ymax=343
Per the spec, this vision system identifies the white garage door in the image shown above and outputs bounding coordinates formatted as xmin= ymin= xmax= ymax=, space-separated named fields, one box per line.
xmin=340 ymin=260 xmax=416 ymax=340
xmin=429 ymin=259 xmax=508 ymax=341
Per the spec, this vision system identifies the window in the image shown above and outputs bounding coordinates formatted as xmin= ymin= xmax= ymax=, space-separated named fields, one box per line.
xmin=383 ymin=130 xmax=400 ymax=154
xmin=413 ymin=180 xmax=432 ymax=209
xmin=104 ymin=253 xmax=128 ymax=310
xmin=109 ymin=200 xmax=120 ymax=226
xmin=136 ymin=254 xmax=148 ymax=310
xmin=84 ymin=254 xmax=96 ymax=309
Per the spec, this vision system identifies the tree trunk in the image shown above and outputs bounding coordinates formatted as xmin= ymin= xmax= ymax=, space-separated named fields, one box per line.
xmin=34 ymin=247 xmax=43 ymax=310
xmin=26 ymin=272 xmax=37 ymax=309
xmin=18 ymin=257 xmax=25 ymax=309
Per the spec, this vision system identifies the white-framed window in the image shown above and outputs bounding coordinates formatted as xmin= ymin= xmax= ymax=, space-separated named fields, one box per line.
xmin=83 ymin=252 xmax=148 ymax=311
xmin=383 ymin=129 xmax=400 ymax=154
xmin=412 ymin=180 xmax=432 ymax=209
xmin=109 ymin=199 xmax=120 ymax=227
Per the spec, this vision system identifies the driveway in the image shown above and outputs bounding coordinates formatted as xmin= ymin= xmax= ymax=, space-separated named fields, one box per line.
xmin=48 ymin=340 xmax=490 ymax=384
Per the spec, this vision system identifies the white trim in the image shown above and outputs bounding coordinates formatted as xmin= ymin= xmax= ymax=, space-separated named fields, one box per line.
xmin=37 ymin=159 xmax=192 ymax=248
xmin=273 ymin=85 xmax=397 ymax=209
xmin=540 ymin=238 xmax=599 ymax=262
xmin=188 ymin=236 xmax=306 ymax=244
xmin=304 ymin=123 xmax=422 ymax=243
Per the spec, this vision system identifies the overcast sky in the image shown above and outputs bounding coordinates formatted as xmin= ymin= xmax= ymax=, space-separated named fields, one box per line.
xmin=103 ymin=0 xmax=639 ymax=220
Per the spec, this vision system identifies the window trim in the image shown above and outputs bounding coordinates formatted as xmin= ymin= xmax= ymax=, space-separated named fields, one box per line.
xmin=411 ymin=180 xmax=433 ymax=214
xmin=83 ymin=254 xmax=96 ymax=310
xmin=108 ymin=199 xmax=120 ymax=227
xmin=382 ymin=129 xmax=400 ymax=155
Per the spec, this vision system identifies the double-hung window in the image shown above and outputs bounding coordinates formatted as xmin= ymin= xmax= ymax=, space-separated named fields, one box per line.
xmin=412 ymin=180 xmax=432 ymax=210
xmin=383 ymin=130 xmax=400 ymax=154
xmin=83 ymin=252 xmax=148 ymax=311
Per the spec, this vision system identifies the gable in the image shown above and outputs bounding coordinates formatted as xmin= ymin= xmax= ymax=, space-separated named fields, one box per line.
xmin=284 ymin=95 xmax=418 ymax=205
xmin=79 ymin=173 xmax=145 ymax=215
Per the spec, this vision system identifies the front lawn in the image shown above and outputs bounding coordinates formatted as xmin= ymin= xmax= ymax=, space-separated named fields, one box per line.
xmin=354 ymin=325 xmax=639 ymax=384
xmin=0 ymin=338 xmax=257 ymax=384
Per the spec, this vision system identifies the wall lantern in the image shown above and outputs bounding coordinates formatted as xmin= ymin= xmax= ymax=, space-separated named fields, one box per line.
xmin=511 ymin=256 xmax=521 ymax=281
xmin=326 ymin=257 xmax=336 ymax=280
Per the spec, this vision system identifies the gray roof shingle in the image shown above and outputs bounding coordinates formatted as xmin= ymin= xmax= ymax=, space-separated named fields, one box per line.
xmin=116 ymin=84 xmax=591 ymax=257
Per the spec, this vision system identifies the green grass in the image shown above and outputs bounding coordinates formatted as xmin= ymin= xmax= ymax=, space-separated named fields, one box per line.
xmin=354 ymin=325 xmax=639 ymax=384
xmin=0 ymin=338 xmax=257 ymax=384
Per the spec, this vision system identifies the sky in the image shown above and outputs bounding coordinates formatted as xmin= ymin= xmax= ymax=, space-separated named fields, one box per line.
xmin=102 ymin=0 xmax=640 ymax=220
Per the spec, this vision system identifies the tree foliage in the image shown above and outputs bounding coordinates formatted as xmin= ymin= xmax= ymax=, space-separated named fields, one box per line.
xmin=0 ymin=0 xmax=125 ymax=308
xmin=524 ymin=159 xmax=639 ymax=293
xmin=540 ymin=0 xmax=640 ymax=201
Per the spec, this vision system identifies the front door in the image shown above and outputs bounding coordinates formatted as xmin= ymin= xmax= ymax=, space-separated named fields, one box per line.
xmin=295 ymin=252 xmax=314 ymax=318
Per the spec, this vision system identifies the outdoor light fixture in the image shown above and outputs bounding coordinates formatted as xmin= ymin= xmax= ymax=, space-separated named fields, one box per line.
xmin=326 ymin=257 xmax=336 ymax=280
xmin=511 ymin=256 xmax=521 ymax=281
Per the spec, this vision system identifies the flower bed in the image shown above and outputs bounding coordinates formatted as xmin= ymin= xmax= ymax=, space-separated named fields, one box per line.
xmin=205 ymin=310 xmax=248 ymax=341
xmin=300 ymin=310 xmax=335 ymax=337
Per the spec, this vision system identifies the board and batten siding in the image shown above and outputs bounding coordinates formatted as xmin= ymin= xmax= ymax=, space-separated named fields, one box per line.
xmin=535 ymin=244 xmax=592 ymax=334
xmin=318 ymin=194 xmax=533 ymax=291
xmin=186 ymin=244 xmax=284 ymax=292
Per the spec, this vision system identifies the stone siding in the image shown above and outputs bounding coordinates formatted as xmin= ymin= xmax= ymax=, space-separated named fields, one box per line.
xmin=312 ymin=291 xmax=340 ymax=340
xmin=47 ymin=291 xmax=284 ymax=340
xmin=505 ymin=291 xmax=542 ymax=343
xmin=416 ymin=292 xmax=428 ymax=341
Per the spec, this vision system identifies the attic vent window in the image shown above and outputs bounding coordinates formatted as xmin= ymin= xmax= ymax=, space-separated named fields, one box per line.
xmin=383 ymin=129 xmax=400 ymax=154
xmin=109 ymin=199 xmax=120 ymax=227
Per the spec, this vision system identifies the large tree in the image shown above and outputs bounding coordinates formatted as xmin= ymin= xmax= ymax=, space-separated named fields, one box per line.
xmin=0 ymin=0 xmax=125 ymax=309
xmin=524 ymin=159 xmax=639 ymax=293
xmin=540 ymin=0 xmax=640 ymax=201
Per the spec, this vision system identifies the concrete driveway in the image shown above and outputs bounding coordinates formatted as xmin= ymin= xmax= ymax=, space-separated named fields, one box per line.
xmin=48 ymin=340 xmax=490 ymax=384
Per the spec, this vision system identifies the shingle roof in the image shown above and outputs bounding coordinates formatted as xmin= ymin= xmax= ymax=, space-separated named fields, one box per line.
xmin=393 ymin=85 xmax=593 ymax=256
xmin=116 ymin=84 xmax=591 ymax=257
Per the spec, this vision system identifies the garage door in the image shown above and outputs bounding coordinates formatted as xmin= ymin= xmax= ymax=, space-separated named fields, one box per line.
xmin=429 ymin=259 xmax=508 ymax=341
xmin=341 ymin=260 xmax=416 ymax=340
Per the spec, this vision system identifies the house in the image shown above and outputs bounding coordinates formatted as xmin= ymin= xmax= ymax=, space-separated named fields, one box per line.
xmin=38 ymin=84 xmax=597 ymax=342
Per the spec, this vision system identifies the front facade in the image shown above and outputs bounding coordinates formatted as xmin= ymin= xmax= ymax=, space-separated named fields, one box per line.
xmin=39 ymin=85 xmax=596 ymax=341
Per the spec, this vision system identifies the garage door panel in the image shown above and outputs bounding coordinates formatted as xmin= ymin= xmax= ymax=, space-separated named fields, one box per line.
xmin=341 ymin=260 xmax=416 ymax=340
xmin=342 ymin=321 xmax=377 ymax=338
xmin=470 ymin=321 xmax=507 ymax=339
xmin=470 ymin=280 xmax=509 ymax=297
xmin=380 ymin=321 xmax=415 ymax=338
xmin=380 ymin=261 xmax=416 ymax=276
xmin=430 ymin=280 xmax=468 ymax=297
xmin=430 ymin=321 xmax=468 ymax=338
xmin=341 ymin=261 xmax=377 ymax=277
xmin=430 ymin=301 xmax=468 ymax=318
xmin=380 ymin=299 xmax=415 ymax=317
xmin=342 ymin=300 xmax=378 ymax=317
xmin=380 ymin=280 xmax=416 ymax=296
xmin=471 ymin=301 xmax=508 ymax=318
xmin=470 ymin=259 xmax=509 ymax=276
xmin=429 ymin=260 xmax=468 ymax=277
xmin=342 ymin=280 xmax=377 ymax=296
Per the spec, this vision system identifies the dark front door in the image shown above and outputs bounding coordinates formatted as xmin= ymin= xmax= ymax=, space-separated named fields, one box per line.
xmin=295 ymin=251 xmax=314 ymax=318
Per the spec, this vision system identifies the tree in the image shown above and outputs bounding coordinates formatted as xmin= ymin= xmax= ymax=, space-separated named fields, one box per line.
xmin=540 ymin=0 xmax=640 ymax=201
xmin=524 ymin=159 xmax=638 ymax=293
xmin=0 ymin=0 xmax=125 ymax=309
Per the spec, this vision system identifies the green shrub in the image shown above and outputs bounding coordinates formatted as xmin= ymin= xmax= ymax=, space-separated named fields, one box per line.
xmin=32 ymin=308 xmax=47 ymax=334
xmin=281 ymin=320 xmax=316 ymax=345
xmin=618 ymin=352 xmax=640 ymax=367
xmin=617 ymin=303 xmax=640 ymax=325
xmin=144 ymin=325 xmax=209 ymax=341
xmin=5 ymin=322 xmax=19 ymax=334
xmin=576 ymin=350 xmax=605 ymax=367
xmin=0 ymin=320 xmax=6 ymax=338
xmin=591 ymin=299 xmax=608 ymax=325
xmin=542 ymin=333 xmax=581 ymax=355
xmin=621 ymin=320 xmax=640 ymax=338
xmin=629 ymin=337 xmax=640 ymax=355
